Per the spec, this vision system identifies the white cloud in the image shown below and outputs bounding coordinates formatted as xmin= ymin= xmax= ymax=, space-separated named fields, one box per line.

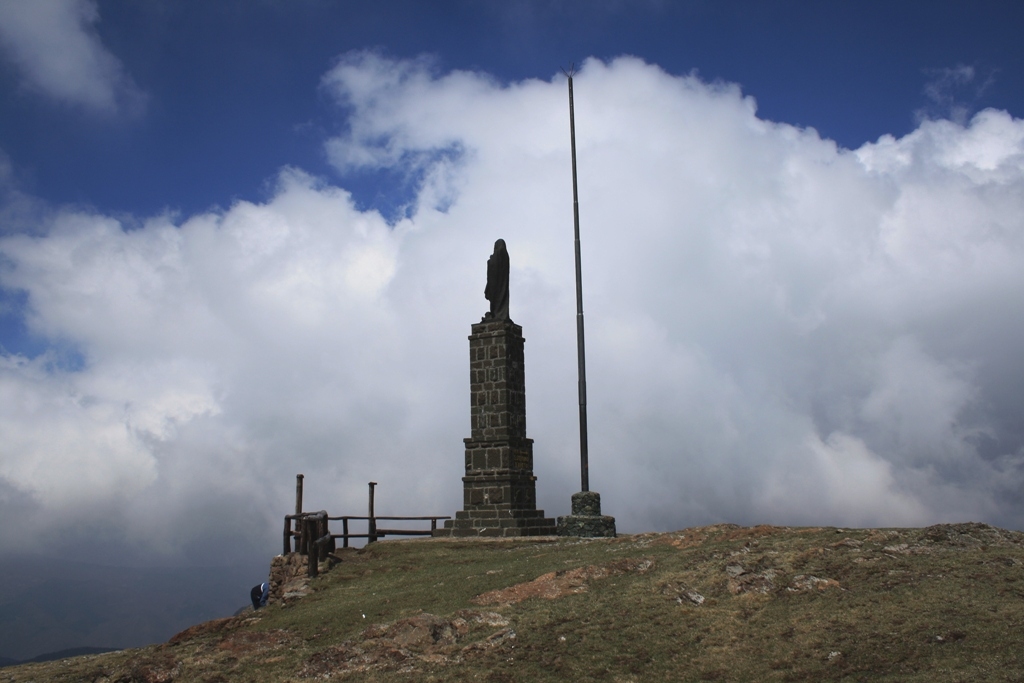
xmin=0 ymin=353 xmax=157 ymax=508
xmin=0 ymin=0 xmax=144 ymax=114
xmin=757 ymin=432 xmax=931 ymax=528
xmin=3 ymin=55 xmax=1024 ymax=563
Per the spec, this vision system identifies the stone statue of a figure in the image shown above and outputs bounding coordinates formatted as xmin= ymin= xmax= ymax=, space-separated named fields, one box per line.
xmin=484 ymin=238 xmax=510 ymax=321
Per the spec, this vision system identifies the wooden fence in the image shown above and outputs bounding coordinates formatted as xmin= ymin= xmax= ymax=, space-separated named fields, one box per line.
xmin=283 ymin=477 xmax=450 ymax=577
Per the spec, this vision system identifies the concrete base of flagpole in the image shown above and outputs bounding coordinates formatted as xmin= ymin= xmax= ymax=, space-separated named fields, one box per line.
xmin=556 ymin=491 xmax=616 ymax=537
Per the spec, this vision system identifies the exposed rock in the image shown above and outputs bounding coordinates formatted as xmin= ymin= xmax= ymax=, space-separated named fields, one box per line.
xmin=452 ymin=609 xmax=509 ymax=628
xmin=883 ymin=543 xmax=911 ymax=554
xmin=659 ymin=581 xmax=706 ymax=605
xmin=788 ymin=574 xmax=841 ymax=592
xmin=471 ymin=558 xmax=654 ymax=606
xmin=921 ymin=522 xmax=1024 ymax=548
xmin=298 ymin=611 xmax=514 ymax=678
xmin=124 ymin=657 xmax=179 ymax=683
xmin=268 ymin=553 xmax=312 ymax=605
xmin=723 ymin=561 xmax=780 ymax=595
xmin=670 ymin=588 xmax=706 ymax=605
xmin=461 ymin=627 xmax=516 ymax=654
xmin=683 ymin=590 xmax=706 ymax=605
xmin=726 ymin=567 xmax=777 ymax=595
xmin=362 ymin=613 xmax=460 ymax=649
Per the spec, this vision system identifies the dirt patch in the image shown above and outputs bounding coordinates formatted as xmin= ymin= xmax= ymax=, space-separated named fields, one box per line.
xmin=216 ymin=629 xmax=299 ymax=655
xmin=471 ymin=557 xmax=654 ymax=606
xmin=167 ymin=617 xmax=241 ymax=645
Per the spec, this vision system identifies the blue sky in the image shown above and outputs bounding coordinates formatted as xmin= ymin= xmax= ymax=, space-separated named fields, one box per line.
xmin=3 ymin=0 xmax=1024 ymax=586
xmin=4 ymin=2 xmax=1023 ymax=221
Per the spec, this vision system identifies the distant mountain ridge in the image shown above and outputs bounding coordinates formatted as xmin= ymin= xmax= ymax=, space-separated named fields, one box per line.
xmin=0 ymin=646 xmax=119 ymax=668
xmin=0 ymin=555 xmax=266 ymax=662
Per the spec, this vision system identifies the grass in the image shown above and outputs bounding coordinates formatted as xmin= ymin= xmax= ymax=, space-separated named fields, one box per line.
xmin=5 ymin=523 xmax=1024 ymax=682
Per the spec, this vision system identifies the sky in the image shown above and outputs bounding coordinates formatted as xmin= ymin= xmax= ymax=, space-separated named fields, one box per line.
xmin=2 ymin=0 xmax=1024 ymax=578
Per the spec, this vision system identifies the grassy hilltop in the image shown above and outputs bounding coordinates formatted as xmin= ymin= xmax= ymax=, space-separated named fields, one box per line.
xmin=6 ymin=523 xmax=1024 ymax=682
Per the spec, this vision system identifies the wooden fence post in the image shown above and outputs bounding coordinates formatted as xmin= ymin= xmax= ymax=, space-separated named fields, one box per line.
xmin=342 ymin=518 xmax=349 ymax=548
xmin=304 ymin=516 xmax=312 ymax=571
xmin=294 ymin=474 xmax=304 ymax=553
xmin=304 ymin=511 xmax=329 ymax=578
xmin=325 ymin=515 xmax=335 ymax=553
xmin=307 ymin=517 xmax=319 ymax=578
xmin=368 ymin=482 xmax=377 ymax=544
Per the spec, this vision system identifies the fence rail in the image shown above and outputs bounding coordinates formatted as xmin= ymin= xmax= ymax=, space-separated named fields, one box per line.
xmin=283 ymin=478 xmax=450 ymax=577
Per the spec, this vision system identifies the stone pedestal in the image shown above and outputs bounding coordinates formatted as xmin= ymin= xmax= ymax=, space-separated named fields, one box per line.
xmin=557 ymin=491 xmax=616 ymax=537
xmin=434 ymin=319 xmax=556 ymax=537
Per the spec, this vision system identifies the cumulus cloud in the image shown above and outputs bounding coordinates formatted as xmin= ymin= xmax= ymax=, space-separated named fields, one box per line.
xmin=3 ymin=54 xmax=1024 ymax=563
xmin=0 ymin=0 xmax=145 ymax=114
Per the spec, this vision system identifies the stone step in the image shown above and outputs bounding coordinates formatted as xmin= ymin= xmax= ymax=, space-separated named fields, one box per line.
xmin=433 ymin=523 xmax=557 ymax=538
xmin=454 ymin=509 xmax=550 ymax=520
xmin=443 ymin=517 xmax=556 ymax=529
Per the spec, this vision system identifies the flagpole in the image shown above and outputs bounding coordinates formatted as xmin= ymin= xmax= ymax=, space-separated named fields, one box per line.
xmin=567 ymin=70 xmax=589 ymax=493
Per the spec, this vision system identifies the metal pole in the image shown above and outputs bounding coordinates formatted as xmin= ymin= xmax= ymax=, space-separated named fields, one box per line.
xmin=567 ymin=74 xmax=590 ymax=492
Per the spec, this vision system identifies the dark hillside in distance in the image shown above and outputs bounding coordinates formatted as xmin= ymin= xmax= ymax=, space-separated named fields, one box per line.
xmin=5 ymin=523 xmax=1024 ymax=682
xmin=0 ymin=646 xmax=120 ymax=669
xmin=0 ymin=557 xmax=261 ymax=661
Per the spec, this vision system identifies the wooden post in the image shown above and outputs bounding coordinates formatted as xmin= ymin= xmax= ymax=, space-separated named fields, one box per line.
xmin=325 ymin=515 xmax=335 ymax=554
xmin=307 ymin=517 xmax=319 ymax=578
xmin=283 ymin=515 xmax=292 ymax=555
xmin=368 ymin=481 xmax=377 ymax=544
xmin=294 ymin=474 xmax=304 ymax=552
xmin=342 ymin=518 xmax=349 ymax=548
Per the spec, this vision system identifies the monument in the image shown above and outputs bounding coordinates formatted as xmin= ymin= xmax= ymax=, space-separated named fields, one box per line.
xmin=434 ymin=240 xmax=557 ymax=537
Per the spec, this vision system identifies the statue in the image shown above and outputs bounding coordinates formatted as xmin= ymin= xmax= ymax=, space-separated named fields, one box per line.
xmin=484 ymin=238 xmax=509 ymax=321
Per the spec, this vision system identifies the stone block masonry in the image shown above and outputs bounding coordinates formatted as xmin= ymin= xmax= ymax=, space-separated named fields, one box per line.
xmin=434 ymin=319 xmax=556 ymax=537
xmin=556 ymin=491 xmax=616 ymax=538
